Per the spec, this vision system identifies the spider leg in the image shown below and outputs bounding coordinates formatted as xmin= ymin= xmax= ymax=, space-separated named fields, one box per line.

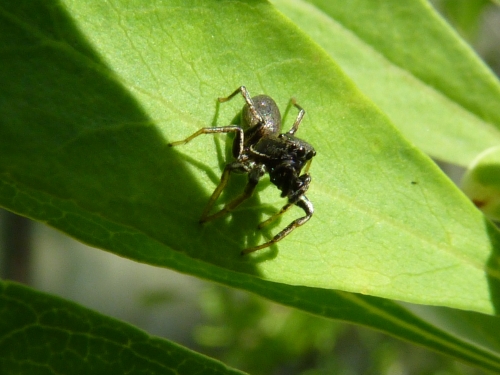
xmin=287 ymin=98 xmax=305 ymax=135
xmin=199 ymin=163 xmax=234 ymax=222
xmin=218 ymin=86 xmax=263 ymax=124
xmin=200 ymin=164 xmax=266 ymax=223
xmin=242 ymin=195 xmax=313 ymax=255
xmin=256 ymin=202 xmax=294 ymax=229
xmin=168 ymin=125 xmax=244 ymax=153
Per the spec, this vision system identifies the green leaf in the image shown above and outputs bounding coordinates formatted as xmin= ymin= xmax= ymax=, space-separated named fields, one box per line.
xmin=273 ymin=0 xmax=500 ymax=165
xmin=0 ymin=281 xmax=247 ymax=375
xmin=3 ymin=281 xmax=500 ymax=373
xmin=434 ymin=0 xmax=491 ymax=41
xmin=2 ymin=0 xmax=500 ymax=372
xmin=0 ymin=0 xmax=499 ymax=315
xmin=11 ymin=0 xmax=500 ymax=312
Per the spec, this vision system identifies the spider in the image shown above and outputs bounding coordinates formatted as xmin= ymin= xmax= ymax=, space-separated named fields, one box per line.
xmin=168 ymin=86 xmax=316 ymax=254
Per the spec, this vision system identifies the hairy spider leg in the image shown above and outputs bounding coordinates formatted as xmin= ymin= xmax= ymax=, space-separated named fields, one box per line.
xmin=255 ymin=162 xmax=312 ymax=230
xmin=287 ymin=98 xmax=305 ymax=135
xmin=199 ymin=163 xmax=235 ymax=222
xmin=218 ymin=86 xmax=263 ymax=124
xmin=167 ymin=125 xmax=244 ymax=151
xmin=242 ymin=195 xmax=314 ymax=255
xmin=256 ymin=202 xmax=294 ymax=229
xmin=200 ymin=164 xmax=266 ymax=223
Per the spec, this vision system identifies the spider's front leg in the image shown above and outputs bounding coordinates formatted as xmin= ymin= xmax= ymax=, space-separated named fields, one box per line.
xmin=168 ymin=125 xmax=244 ymax=153
xmin=286 ymin=98 xmax=305 ymax=135
xmin=168 ymin=123 xmax=251 ymax=222
xmin=241 ymin=194 xmax=314 ymax=255
xmin=254 ymin=172 xmax=312 ymax=231
xmin=218 ymin=86 xmax=262 ymax=125
xmin=200 ymin=164 xmax=266 ymax=223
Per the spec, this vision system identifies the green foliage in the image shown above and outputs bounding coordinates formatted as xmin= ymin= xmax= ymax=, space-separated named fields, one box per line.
xmin=193 ymin=286 xmax=343 ymax=374
xmin=194 ymin=286 xmax=489 ymax=374
xmin=432 ymin=0 xmax=492 ymax=41
xmin=1 ymin=0 xmax=500 ymax=373
xmin=0 ymin=281 xmax=246 ymax=374
xmin=275 ymin=0 xmax=500 ymax=165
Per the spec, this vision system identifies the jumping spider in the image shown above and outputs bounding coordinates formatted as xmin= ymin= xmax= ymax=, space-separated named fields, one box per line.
xmin=169 ymin=86 xmax=316 ymax=254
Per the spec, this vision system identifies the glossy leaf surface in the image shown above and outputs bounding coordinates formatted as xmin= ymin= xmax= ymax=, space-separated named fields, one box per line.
xmin=273 ymin=0 xmax=500 ymax=165
xmin=2 ymin=0 xmax=500 ymax=372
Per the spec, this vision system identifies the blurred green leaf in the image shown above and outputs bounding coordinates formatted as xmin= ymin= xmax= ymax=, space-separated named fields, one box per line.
xmin=433 ymin=0 xmax=491 ymax=41
xmin=2 ymin=0 xmax=500 ymax=372
xmin=273 ymin=0 xmax=500 ymax=165
xmin=0 ymin=281 xmax=247 ymax=375
xmin=194 ymin=286 xmax=344 ymax=374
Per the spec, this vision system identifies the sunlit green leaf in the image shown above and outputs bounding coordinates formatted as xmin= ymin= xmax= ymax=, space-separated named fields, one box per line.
xmin=273 ymin=0 xmax=500 ymax=165
xmin=1 ymin=0 xmax=499 ymax=316
xmin=2 ymin=0 xmax=500 ymax=372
